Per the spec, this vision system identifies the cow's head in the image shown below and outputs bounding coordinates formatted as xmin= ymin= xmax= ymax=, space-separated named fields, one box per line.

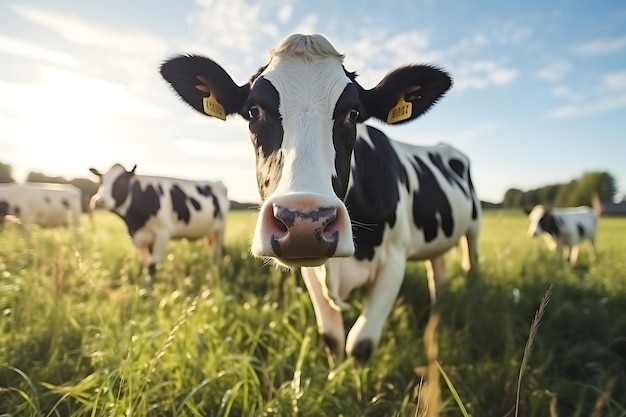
xmin=89 ymin=163 xmax=137 ymax=211
xmin=526 ymin=205 xmax=557 ymax=237
xmin=161 ymin=33 xmax=452 ymax=268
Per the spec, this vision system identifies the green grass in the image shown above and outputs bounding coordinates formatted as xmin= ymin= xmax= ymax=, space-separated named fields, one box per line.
xmin=1 ymin=209 xmax=625 ymax=416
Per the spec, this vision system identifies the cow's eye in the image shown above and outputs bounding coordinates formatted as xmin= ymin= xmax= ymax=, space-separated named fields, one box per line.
xmin=347 ymin=109 xmax=360 ymax=122
xmin=248 ymin=105 xmax=260 ymax=120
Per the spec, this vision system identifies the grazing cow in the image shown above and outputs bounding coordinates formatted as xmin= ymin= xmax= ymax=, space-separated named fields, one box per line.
xmin=0 ymin=183 xmax=82 ymax=233
xmin=89 ymin=164 xmax=229 ymax=286
xmin=160 ymin=33 xmax=480 ymax=362
xmin=526 ymin=204 xmax=600 ymax=264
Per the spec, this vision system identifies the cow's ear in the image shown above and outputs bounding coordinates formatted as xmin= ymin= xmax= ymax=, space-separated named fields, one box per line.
xmin=89 ymin=168 xmax=102 ymax=177
xmin=160 ymin=55 xmax=250 ymax=120
xmin=357 ymin=65 xmax=452 ymax=125
xmin=523 ymin=206 xmax=532 ymax=215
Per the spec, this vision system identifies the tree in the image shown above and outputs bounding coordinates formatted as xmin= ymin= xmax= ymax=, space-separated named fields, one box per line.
xmin=502 ymin=188 xmax=524 ymax=207
xmin=0 ymin=162 xmax=15 ymax=183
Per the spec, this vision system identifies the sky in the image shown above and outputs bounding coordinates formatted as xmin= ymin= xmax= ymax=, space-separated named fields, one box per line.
xmin=1 ymin=0 xmax=625 ymax=204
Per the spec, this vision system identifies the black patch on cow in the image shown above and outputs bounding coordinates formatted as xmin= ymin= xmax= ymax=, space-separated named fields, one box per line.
xmin=170 ymin=185 xmax=191 ymax=224
xmin=196 ymin=185 xmax=222 ymax=219
xmin=61 ymin=199 xmax=70 ymax=209
xmin=120 ymin=182 xmax=161 ymax=236
xmin=344 ymin=125 xmax=408 ymax=260
xmin=538 ymin=214 xmax=560 ymax=237
xmin=429 ymin=153 xmax=469 ymax=198
xmin=189 ymin=197 xmax=201 ymax=211
xmin=577 ymin=223 xmax=585 ymax=238
xmin=44 ymin=196 xmax=51 ymax=203
xmin=467 ymin=169 xmax=479 ymax=220
xmin=331 ymin=84 xmax=360 ymax=198
xmin=0 ymin=200 xmax=9 ymax=218
xmin=157 ymin=185 xmax=164 ymax=195
xmin=111 ymin=171 xmax=134 ymax=208
xmin=248 ymin=77 xmax=284 ymax=199
xmin=410 ymin=155 xmax=454 ymax=242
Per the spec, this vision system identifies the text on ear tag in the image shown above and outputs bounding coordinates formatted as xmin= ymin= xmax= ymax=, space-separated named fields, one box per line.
xmin=387 ymin=97 xmax=412 ymax=124
xmin=203 ymin=94 xmax=226 ymax=120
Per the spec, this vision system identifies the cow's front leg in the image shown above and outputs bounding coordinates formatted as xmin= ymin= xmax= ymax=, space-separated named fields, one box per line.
xmin=301 ymin=266 xmax=345 ymax=358
xmin=345 ymin=254 xmax=406 ymax=364
xmin=426 ymin=256 xmax=447 ymax=306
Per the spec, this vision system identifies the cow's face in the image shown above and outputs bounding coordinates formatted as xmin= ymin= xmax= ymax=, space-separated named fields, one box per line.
xmin=527 ymin=205 xmax=555 ymax=237
xmin=161 ymin=33 xmax=452 ymax=268
xmin=89 ymin=164 xmax=136 ymax=211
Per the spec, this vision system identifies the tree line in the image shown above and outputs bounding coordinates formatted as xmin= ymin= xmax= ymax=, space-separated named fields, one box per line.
xmin=1 ymin=162 xmax=618 ymax=210
xmin=501 ymin=171 xmax=617 ymax=208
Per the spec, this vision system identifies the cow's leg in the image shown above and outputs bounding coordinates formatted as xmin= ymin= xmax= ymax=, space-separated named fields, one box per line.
xmin=589 ymin=238 xmax=597 ymax=262
xmin=133 ymin=231 xmax=167 ymax=289
xmin=569 ymin=245 xmax=580 ymax=265
xmin=209 ymin=230 xmax=224 ymax=264
xmin=345 ymin=254 xmax=406 ymax=364
xmin=425 ymin=256 xmax=447 ymax=306
xmin=301 ymin=266 xmax=345 ymax=358
xmin=460 ymin=225 xmax=480 ymax=281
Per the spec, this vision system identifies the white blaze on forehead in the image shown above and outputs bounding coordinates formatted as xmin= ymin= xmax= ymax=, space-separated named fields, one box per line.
xmin=260 ymin=34 xmax=352 ymax=196
xmin=527 ymin=205 xmax=546 ymax=236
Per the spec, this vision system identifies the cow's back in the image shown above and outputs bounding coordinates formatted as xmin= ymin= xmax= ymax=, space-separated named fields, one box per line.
xmin=131 ymin=176 xmax=229 ymax=240
xmin=0 ymin=183 xmax=82 ymax=228
xmin=346 ymin=124 xmax=480 ymax=262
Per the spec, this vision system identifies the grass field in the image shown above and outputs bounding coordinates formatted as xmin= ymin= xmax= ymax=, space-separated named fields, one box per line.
xmin=1 ymin=209 xmax=625 ymax=416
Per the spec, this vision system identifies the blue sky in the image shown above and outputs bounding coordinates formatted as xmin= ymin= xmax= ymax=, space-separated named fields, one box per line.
xmin=1 ymin=0 xmax=625 ymax=203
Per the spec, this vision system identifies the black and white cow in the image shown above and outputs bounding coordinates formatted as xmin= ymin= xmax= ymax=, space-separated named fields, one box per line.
xmin=0 ymin=183 xmax=82 ymax=233
xmin=526 ymin=204 xmax=600 ymax=264
xmin=160 ymin=33 xmax=480 ymax=362
xmin=89 ymin=164 xmax=229 ymax=286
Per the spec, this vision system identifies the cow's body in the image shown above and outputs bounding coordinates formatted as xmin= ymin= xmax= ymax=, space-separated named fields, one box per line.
xmin=161 ymin=33 xmax=480 ymax=362
xmin=0 ymin=182 xmax=82 ymax=232
xmin=90 ymin=164 xmax=229 ymax=285
xmin=526 ymin=204 xmax=599 ymax=264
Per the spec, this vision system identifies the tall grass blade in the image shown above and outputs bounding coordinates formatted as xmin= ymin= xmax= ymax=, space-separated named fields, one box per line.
xmin=515 ymin=281 xmax=556 ymax=417
xmin=435 ymin=360 xmax=470 ymax=417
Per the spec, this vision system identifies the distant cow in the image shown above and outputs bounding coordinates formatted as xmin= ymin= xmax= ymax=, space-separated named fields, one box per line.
xmin=526 ymin=204 xmax=600 ymax=264
xmin=160 ymin=33 xmax=481 ymax=363
xmin=89 ymin=164 xmax=229 ymax=287
xmin=0 ymin=183 xmax=82 ymax=233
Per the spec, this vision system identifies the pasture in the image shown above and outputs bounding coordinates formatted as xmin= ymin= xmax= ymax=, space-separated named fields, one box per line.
xmin=1 ymin=209 xmax=625 ymax=416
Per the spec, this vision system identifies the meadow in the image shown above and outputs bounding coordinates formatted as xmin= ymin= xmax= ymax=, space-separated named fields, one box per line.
xmin=1 ymin=209 xmax=625 ymax=417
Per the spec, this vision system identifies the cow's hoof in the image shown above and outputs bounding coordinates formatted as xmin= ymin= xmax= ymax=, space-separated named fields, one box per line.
xmin=350 ymin=339 xmax=374 ymax=365
xmin=320 ymin=332 xmax=341 ymax=357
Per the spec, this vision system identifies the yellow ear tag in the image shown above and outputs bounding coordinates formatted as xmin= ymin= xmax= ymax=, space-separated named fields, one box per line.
xmin=202 ymin=94 xmax=226 ymax=120
xmin=387 ymin=97 xmax=413 ymax=124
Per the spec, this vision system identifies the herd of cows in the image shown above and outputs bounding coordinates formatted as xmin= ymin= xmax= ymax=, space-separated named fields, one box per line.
xmin=0 ymin=34 xmax=601 ymax=363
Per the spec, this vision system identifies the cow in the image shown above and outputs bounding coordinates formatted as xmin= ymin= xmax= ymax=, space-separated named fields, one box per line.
xmin=525 ymin=203 xmax=600 ymax=265
xmin=89 ymin=164 xmax=229 ymax=287
xmin=160 ymin=33 xmax=481 ymax=363
xmin=0 ymin=182 xmax=82 ymax=233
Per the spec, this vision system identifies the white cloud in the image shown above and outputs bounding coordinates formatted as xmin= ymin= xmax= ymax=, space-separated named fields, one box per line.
xmin=454 ymin=60 xmax=518 ymax=90
xmin=0 ymin=35 xmax=78 ymax=66
xmin=291 ymin=13 xmax=318 ymax=38
xmin=10 ymin=4 xmax=167 ymax=57
xmin=551 ymin=86 xmax=580 ymax=101
xmin=547 ymin=94 xmax=626 ymax=118
xmin=577 ymin=36 xmax=626 ymax=55
xmin=191 ymin=0 xmax=279 ymax=57
xmin=277 ymin=3 xmax=293 ymax=23
xmin=536 ymin=61 xmax=570 ymax=81
xmin=603 ymin=71 xmax=626 ymax=90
